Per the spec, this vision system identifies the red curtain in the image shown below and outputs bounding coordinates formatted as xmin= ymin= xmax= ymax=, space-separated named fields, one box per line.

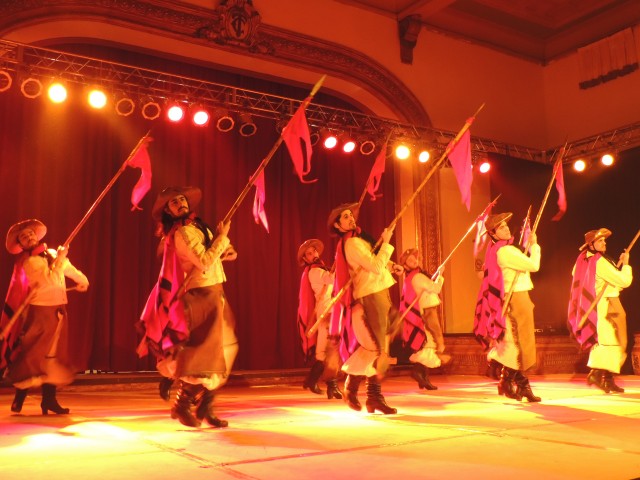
xmin=0 ymin=45 xmax=396 ymax=372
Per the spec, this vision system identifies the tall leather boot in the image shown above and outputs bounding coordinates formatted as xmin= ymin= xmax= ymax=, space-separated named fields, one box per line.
xmin=603 ymin=371 xmax=624 ymax=393
xmin=195 ymin=388 xmax=228 ymax=428
xmin=497 ymin=367 xmax=521 ymax=400
xmin=410 ymin=363 xmax=438 ymax=390
xmin=159 ymin=377 xmax=174 ymax=402
xmin=11 ymin=388 xmax=28 ymax=413
xmin=41 ymin=384 xmax=70 ymax=415
xmin=344 ymin=374 xmax=363 ymax=411
xmin=586 ymin=369 xmax=610 ymax=393
xmin=303 ymin=360 xmax=325 ymax=395
xmin=170 ymin=381 xmax=202 ymax=427
xmin=365 ymin=376 xmax=397 ymax=415
xmin=326 ymin=379 xmax=343 ymax=399
xmin=486 ymin=359 xmax=503 ymax=380
xmin=515 ymin=371 xmax=541 ymax=402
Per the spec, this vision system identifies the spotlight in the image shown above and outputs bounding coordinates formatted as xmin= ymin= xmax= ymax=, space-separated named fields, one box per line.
xmin=141 ymin=100 xmax=161 ymax=120
xmin=20 ymin=77 xmax=43 ymax=99
xmin=343 ymin=138 xmax=356 ymax=153
xmin=360 ymin=140 xmax=376 ymax=156
xmin=418 ymin=150 xmax=430 ymax=163
xmin=166 ymin=103 xmax=185 ymax=122
xmin=0 ymin=70 xmax=12 ymax=93
xmin=192 ymin=106 xmax=210 ymax=126
xmin=323 ymin=132 xmax=338 ymax=149
xmin=47 ymin=82 xmax=67 ymax=104
xmin=115 ymin=96 xmax=135 ymax=116
xmin=601 ymin=153 xmax=614 ymax=166
xmin=573 ymin=159 xmax=586 ymax=172
xmin=87 ymin=88 xmax=107 ymax=109
xmin=214 ymin=108 xmax=234 ymax=132
xmin=238 ymin=113 xmax=257 ymax=137
xmin=478 ymin=161 xmax=491 ymax=173
xmin=395 ymin=144 xmax=410 ymax=160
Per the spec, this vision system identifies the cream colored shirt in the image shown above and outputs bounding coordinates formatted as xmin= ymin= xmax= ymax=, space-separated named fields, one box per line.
xmin=496 ymin=243 xmax=541 ymax=292
xmin=308 ymin=266 xmax=334 ymax=317
xmin=411 ymin=271 xmax=444 ymax=311
xmin=344 ymin=236 xmax=395 ymax=300
xmin=174 ymin=223 xmax=230 ymax=289
xmin=23 ymin=250 xmax=89 ymax=306
xmin=590 ymin=253 xmax=633 ymax=298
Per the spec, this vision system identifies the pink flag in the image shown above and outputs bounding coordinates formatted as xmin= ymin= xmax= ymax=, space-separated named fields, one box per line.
xmin=366 ymin=142 xmax=387 ymax=201
xmin=519 ymin=214 xmax=531 ymax=248
xmin=473 ymin=210 xmax=490 ymax=258
xmin=252 ymin=170 xmax=269 ymax=232
xmin=128 ymin=136 xmax=153 ymax=211
xmin=448 ymin=129 xmax=473 ymax=211
xmin=282 ymin=98 xmax=317 ymax=184
xmin=551 ymin=159 xmax=567 ymax=221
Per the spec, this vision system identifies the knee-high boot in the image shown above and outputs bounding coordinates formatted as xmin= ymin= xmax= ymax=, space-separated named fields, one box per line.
xmin=195 ymin=388 xmax=228 ymax=428
xmin=603 ymin=371 xmax=624 ymax=393
xmin=171 ymin=381 xmax=203 ymax=427
xmin=303 ymin=360 xmax=325 ymax=395
xmin=41 ymin=384 xmax=70 ymax=415
xmin=159 ymin=377 xmax=174 ymax=402
xmin=515 ymin=371 xmax=541 ymax=402
xmin=486 ymin=359 xmax=503 ymax=380
xmin=410 ymin=363 xmax=437 ymax=390
xmin=497 ymin=367 xmax=521 ymax=400
xmin=344 ymin=374 xmax=363 ymax=411
xmin=586 ymin=369 xmax=610 ymax=393
xmin=11 ymin=388 xmax=28 ymax=413
xmin=365 ymin=376 xmax=397 ymax=415
xmin=326 ymin=378 xmax=343 ymax=399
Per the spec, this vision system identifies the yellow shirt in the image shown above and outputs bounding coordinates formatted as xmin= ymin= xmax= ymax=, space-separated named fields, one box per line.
xmin=496 ymin=243 xmax=541 ymax=293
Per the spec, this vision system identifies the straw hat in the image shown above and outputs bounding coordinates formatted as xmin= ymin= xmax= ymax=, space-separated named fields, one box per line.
xmin=6 ymin=219 xmax=47 ymax=254
xmin=485 ymin=212 xmax=513 ymax=232
xmin=579 ymin=228 xmax=612 ymax=251
xmin=398 ymin=248 xmax=419 ymax=266
xmin=151 ymin=186 xmax=202 ymax=221
xmin=327 ymin=202 xmax=359 ymax=231
xmin=297 ymin=239 xmax=324 ymax=266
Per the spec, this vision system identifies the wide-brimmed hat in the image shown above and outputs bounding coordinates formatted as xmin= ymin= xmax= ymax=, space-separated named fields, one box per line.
xmin=579 ymin=228 xmax=612 ymax=251
xmin=398 ymin=247 xmax=419 ymax=266
xmin=327 ymin=202 xmax=359 ymax=231
xmin=485 ymin=212 xmax=513 ymax=232
xmin=6 ymin=219 xmax=47 ymax=254
xmin=297 ymin=239 xmax=324 ymax=266
xmin=151 ymin=186 xmax=202 ymax=221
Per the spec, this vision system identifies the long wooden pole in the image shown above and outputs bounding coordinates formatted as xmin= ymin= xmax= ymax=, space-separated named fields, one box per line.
xmin=222 ymin=75 xmax=326 ymax=223
xmin=307 ymin=104 xmax=485 ymax=336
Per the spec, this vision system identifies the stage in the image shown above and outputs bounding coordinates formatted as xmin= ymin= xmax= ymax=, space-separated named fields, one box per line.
xmin=1 ymin=372 xmax=640 ymax=479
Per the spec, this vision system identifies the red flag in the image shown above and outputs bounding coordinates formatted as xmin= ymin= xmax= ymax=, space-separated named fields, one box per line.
xmin=282 ymin=97 xmax=317 ymax=184
xmin=252 ymin=170 xmax=269 ymax=232
xmin=448 ymin=129 xmax=473 ymax=211
xmin=128 ymin=136 xmax=153 ymax=211
xmin=473 ymin=209 xmax=490 ymax=258
xmin=366 ymin=142 xmax=387 ymax=201
xmin=551 ymin=159 xmax=567 ymax=221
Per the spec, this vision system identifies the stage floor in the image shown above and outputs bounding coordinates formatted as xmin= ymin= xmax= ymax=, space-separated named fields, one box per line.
xmin=1 ymin=373 xmax=640 ymax=480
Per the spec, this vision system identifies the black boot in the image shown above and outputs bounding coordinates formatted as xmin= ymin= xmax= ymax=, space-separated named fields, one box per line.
xmin=326 ymin=379 xmax=343 ymax=399
xmin=497 ymin=367 xmax=521 ymax=400
xmin=603 ymin=371 xmax=624 ymax=393
xmin=515 ymin=371 xmax=541 ymax=402
xmin=159 ymin=377 xmax=174 ymax=402
xmin=410 ymin=363 xmax=438 ymax=390
xmin=170 ymin=381 xmax=202 ymax=427
xmin=41 ymin=384 xmax=70 ymax=415
xmin=195 ymin=388 xmax=228 ymax=428
xmin=365 ymin=376 xmax=397 ymax=414
xmin=486 ymin=359 xmax=503 ymax=380
xmin=586 ymin=369 xmax=610 ymax=393
xmin=303 ymin=360 xmax=324 ymax=395
xmin=11 ymin=388 xmax=28 ymax=413
xmin=344 ymin=374 xmax=363 ymax=411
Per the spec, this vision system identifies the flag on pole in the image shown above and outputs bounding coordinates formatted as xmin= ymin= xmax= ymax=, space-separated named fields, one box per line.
xmin=128 ymin=136 xmax=153 ymax=211
xmin=473 ymin=209 xmax=490 ymax=258
xmin=551 ymin=159 xmax=567 ymax=221
xmin=519 ymin=213 xmax=532 ymax=248
xmin=365 ymin=142 xmax=387 ymax=201
xmin=282 ymin=98 xmax=317 ymax=184
xmin=448 ymin=129 xmax=473 ymax=211
xmin=252 ymin=170 xmax=269 ymax=232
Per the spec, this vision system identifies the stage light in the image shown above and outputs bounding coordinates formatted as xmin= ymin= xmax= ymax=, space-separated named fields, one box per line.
xmin=360 ymin=139 xmax=376 ymax=155
xmin=166 ymin=103 xmax=185 ymax=122
xmin=418 ymin=149 xmax=430 ymax=163
xmin=192 ymin=107 xmax=210 ymax=126
xmin=141 ymin=100 xmax=161 ymax=120
xmin=601 ymin=153 xmax=614 ymax=166
xmin=214 ymin=108 xmax=234 ymax=132
xmin=323 ymin=132 xmax=338 ymax=149
xmin=395 ymin=144 xmax=410 ymax=160
xmin=47 ymin=82 xmax=67 ymax=104
xmin=238 ymin=113 xmax=257 ymax=137
xmin=573 ymin=159 xmax=586 ymax=172
xmin=115 ymin=96 xmax=135 ymax=116
xmin=20 ymin=77 xmax=43 ymax=99
xmin=0 ymin=70 xmax=12 ymax=92
xmin=343 ymin=138 xmax=356 ymax=153
xmin=87 ymin=88 xmax=107 ymax=109
xmin=479 ymin=161 xmax=491 ymax=173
